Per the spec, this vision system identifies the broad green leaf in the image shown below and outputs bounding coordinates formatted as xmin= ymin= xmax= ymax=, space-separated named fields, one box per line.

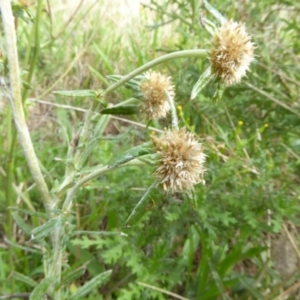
xmin=203 ymin=0 xmax=226 ymax=24
xmin=12 ymin=271 xmax=38 ymax=288
xmin=69 ymin=270 xmax=112 ymax=300
xmin=31 ymin=217 xmax=61 ymax=240
xmin=126 ymin=182 xmax=158 ymax=226
xmin=12 ymin=212 xmax=32 ymax=235
xmin=111 ymin=141 xmax=154 ymax=167
xmin=54 ymin=90 xmax=98 ymax=98
xmin=191 ymin=66 xmax=214 ymax=100
xmin=100 ymin=105 xmax=139 ymax=115
xmin=29 ymin=277 xmax=55 ymax=300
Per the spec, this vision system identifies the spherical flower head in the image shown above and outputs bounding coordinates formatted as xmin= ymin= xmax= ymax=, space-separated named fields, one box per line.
xmin=140 ymin=70 xmax=175 ymax=120
xmin=152 ymin=128 xmax=206 ymax=193
xmin=210 ymin=20 xmax=255 ymax=86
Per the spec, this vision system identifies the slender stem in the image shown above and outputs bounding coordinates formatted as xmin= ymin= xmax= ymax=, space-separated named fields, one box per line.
xmin=0 ymin=1 xmax=53 ymax=215
xmin=63 ymin=159 xmax=144 ymax=213
xmin=165 ymin=90 xmax=178 ymax=130
xmin=103 ymin=49 xmax=208 ymax=96
xmin=73 ymin=100 xmax=99 ymax=165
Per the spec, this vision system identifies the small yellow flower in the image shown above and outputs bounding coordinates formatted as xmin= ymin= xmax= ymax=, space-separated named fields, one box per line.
xmin=238 ymin=120 xmax=244 ymax=126
xmin=140 ymin=70 xmax=175 ymax=120
xmin=210 ymin=20 xmax=255 ymax=86
xmin=152 ymin=128 xmax=206 ymax=193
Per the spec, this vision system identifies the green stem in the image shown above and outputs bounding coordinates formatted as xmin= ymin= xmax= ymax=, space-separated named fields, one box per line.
xmin=63 ymin=159 xmax=144 ymax=213
xmin=165 ymin=90 xmax=178 ymax=130
xmin=103 ymin=49 xmax=208 ymax=96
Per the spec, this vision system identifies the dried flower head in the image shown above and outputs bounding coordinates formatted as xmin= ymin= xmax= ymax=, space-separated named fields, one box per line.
xmin=152 ymin=128 xmax=206 ymax=192
xmin=140 ymin=70 xmax=175 ymax=119
xmin=210 ymin=20 xmax=255 ymax=85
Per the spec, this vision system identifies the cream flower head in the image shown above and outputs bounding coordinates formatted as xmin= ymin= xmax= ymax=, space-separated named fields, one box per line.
xmin=152 ymin=128 xmax=206 ymax=193
xmin=139 ymin=70 xmax=175 ymax=120
xmin=210 ymin=20 xmax=255 ymax=86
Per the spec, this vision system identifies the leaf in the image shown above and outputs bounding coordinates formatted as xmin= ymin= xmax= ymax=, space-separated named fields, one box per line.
xmin=12 ymin=212 xmax=32 ymax=235
xmin=212 ymin=83 xmax=225 ymax=103
xmin=219 ymin=246 xmax=261 ymax=277
xmin=69 ymin=270 xmax=112 ymax=300
xmin=54 ymin=90 xmax=98 ymax=98
xmin=111 ymin=141 xmax=154 ymax=167
xmin=60 ymin=267 xmax=86 ymax=287
xmin=126 ymin=182 xmax=158 ymax=226
xmin=12 ymin=271 xmax=38 ymax=288
xmin=239 ymin=276 xmax=264 ymax=299
xmin=29 ymin=277 xmax=54 ymax=300
xmin=4 ymin=238 xmax=42 ymax=254
xmin=203 ymin=0 xmax=226 ymax=24
xmin=100 ymin=105 xmax=139 ymax=115
xmin=137 ymin=153 xmax=159 ymax=166
xmin=31 ymin=217 xmax=61 ymax=240
xmin=8 ymin=207 xmax=47 ymax=219
xmin=191 ymin=66 xmax=215 ymax=100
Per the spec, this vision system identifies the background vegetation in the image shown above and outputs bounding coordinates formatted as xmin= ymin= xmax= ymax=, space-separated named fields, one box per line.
xmin=0 ymin=0 xmax=300 ymax=299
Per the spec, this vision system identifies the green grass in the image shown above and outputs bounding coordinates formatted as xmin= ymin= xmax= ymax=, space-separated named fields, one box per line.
xmin=0 ymin=0 xmax=300 ymax=299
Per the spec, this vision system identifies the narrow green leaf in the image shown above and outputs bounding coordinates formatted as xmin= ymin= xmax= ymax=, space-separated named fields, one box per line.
xmin=69 ymin=270 xmax=112 ymax=300
xmin=92 ymin=43 xmax=114 ymax=73
xmin=12 ymin=212 xmax=32 ymax=235
xmin=29 ymin=277 xmax=54 ymax=300
xmin=5 ymin=238 xmax=42 ymax=254
xmin=54 ymin=90 xmax=97 ymax=98
xmin=31 ymin=217 xmax=61 ymax=240
xmin=203 ymin=0 xmax=226 ymax=24
xmin=111 ymin=141 xmax=153 ymax=167
xmin=239 ymin=276 xmax=264 ymax=299
xmin=191 ymin=66 xmax=214 ymax=100
xmin=8 ymin=207 xmax=47 ymax=219
xmin=72 ymin=230 xmax=127 ymax=237
xmin=208 ymin=260 xmax=230 ymax=300
xmin=212 ymin=83 xmax=225 ymax=102
xmin=219 ymin=245 xmax=262 ymax=277
xmin=60 ymin=267 xmax=86 ymax=287
xmin=126 ymin=182 xmax=158 ymax=226
xmin=12 ymin=271 xmax=38 ymax=288
xmin=137 ymin=153 xmax=159 ymax=166
xmin=100 ymin=105 xmax=139 ymax=115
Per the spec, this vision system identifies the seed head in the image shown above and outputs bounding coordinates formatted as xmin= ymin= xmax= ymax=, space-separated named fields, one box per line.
xmin=152 ymin=128 xmax=206 ymax=193
xmin=210 ymin=20 xmax=255 ymax=85
xmin=140 ymin=70 xmax=175 ymax=119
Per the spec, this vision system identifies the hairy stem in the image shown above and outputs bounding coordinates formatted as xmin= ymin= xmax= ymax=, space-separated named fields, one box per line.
xmin=63 ymin=159 xmax=144 ymax=213
xmin=103 ymin=49 xmax=208 ymax=96
xmin=0 ymin=0 xmax=53 ymax=215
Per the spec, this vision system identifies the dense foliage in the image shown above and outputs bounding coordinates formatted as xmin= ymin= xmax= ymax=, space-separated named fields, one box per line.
xmin=0 ymin=0 xmax=300 ymax=299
